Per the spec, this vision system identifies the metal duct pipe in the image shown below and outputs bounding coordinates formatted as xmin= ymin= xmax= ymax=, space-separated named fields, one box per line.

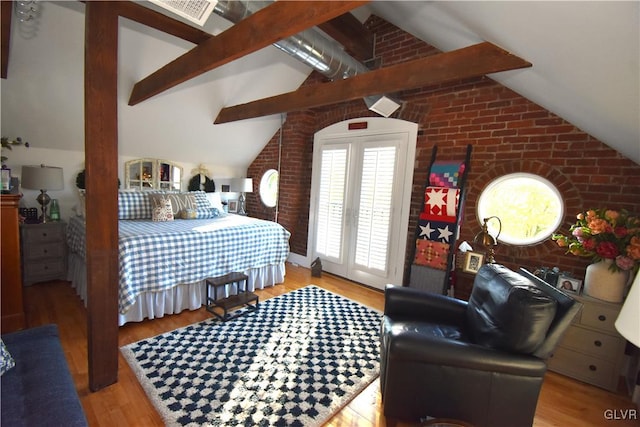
xmin=213 ymin=0 xmax=370 ymax=80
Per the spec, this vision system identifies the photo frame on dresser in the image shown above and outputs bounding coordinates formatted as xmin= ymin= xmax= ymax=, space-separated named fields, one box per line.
xmin=462 ymin=251 xmax=484 ymax=274
xmin=227 ymin=199 xmax=238 ymax=213
xmin=557 ymin=274 xmax=582 ymax=294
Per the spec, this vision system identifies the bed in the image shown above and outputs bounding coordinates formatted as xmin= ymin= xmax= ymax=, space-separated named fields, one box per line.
xmin=66 ymin=190 xmax=290 ymax=325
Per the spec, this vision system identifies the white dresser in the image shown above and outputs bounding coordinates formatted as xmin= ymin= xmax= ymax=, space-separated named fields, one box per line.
xmin=548 ymin=292 xmax=626 ymax=392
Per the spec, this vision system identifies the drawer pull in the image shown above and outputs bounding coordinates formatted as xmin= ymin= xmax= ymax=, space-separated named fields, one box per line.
xmin=42 ymin=232 xmax=48 ymax=237
xmin=594 ymin=340 xmax=602 ymax=347
xmin=598 ymin=315 xmax=606 ymax=322
xmin=43 ymin=249 xmax=48 ymax=254
xmin=589 ymin=365 xmax=597 ymax=371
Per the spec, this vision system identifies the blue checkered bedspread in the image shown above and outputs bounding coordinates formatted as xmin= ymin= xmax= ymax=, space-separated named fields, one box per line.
xmin=66 ymin=215 xmax=290 ymax=314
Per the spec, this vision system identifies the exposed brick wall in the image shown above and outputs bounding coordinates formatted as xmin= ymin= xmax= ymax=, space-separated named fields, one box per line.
xmin=248 ymin=15 xmax=640 ymax=284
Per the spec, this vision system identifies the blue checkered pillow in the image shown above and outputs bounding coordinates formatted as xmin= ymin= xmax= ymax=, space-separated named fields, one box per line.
xmin=186 ymin=191 xmax=221 ymax=219
xmin=1 ymin=339 xmax=15 ymax=376
xmin=118 ymin=190 xmax=163 ymax=220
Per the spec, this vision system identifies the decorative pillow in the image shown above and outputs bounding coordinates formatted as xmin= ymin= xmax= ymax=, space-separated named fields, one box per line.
xmin=178 ymin=209 xmax=198 ymax=219
xmin=150 ymin=196 xmax=174 ymax=222
xmin=419 ymin=186 xmax=460 ymax=223
xmin=153 ymin=193 xmax=197 ymax=217
xmin=414 ymin=239 xmax=450 ymax=270
xmin=118 ymin=190 xmax=162 ymax=220
xmin=0 ymin=339 xmax=15 ymax=376
xmin=186 ymin=191 xmax=219 ymax=219
xmin=429 ymin=161 xmax=466 ymax=188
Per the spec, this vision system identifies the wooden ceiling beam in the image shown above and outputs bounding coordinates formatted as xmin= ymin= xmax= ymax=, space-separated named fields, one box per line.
xmin=128 ymin=1 xmax=369 ymax=106
xmin=318 ymin=13 xmax=374 ymax=61
xmin=214 ymin=42 xmax=532 ymax=124
xmin=1 ymin=1 xmax=12 ymax=79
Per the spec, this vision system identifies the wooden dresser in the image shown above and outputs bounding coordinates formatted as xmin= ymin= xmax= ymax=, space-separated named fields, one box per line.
xmin=548 ymin=293 xmax=626 ymax=392
xmin=1 ymin=194 xmax=26 ymax=333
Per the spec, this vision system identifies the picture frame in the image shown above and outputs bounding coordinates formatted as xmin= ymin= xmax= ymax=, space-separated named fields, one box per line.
xmin=557 ymin=274 xmax=582 ymax=294
xmin=227 ymin=199 xmax=238 ymax=213
xmin=462 ymin=251 xmax=485 ymax=274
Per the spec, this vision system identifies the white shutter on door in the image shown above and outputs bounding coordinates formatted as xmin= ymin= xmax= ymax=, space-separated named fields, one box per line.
xmin=354 ymin=146 xmax=396 ymax=272
xmin=315 ymin=148 xmax=348 ymax=260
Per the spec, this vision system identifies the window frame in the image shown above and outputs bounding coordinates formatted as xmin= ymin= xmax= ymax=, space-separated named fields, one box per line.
xmin=476 ymin=172 xmax=564 ymax=246
xmin=259 ymin=168 xmax=279 ymax=208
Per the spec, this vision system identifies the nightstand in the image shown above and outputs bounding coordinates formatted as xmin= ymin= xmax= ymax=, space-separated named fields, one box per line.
xmin=20 ymin=221 xmax=67 ymax=286
xmin=548 ymin=292 xmax=626 ymax=392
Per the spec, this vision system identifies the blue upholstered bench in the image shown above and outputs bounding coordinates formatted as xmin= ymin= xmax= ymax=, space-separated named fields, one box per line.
xmin=1 ymin=324 xmax=88 ymax=427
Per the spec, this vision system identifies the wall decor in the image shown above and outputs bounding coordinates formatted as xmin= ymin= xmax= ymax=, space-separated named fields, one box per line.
xmin=227 ymin=199 xmax=238 ymax=213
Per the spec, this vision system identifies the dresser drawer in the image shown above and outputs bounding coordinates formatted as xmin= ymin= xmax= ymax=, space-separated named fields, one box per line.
xmin=560 ymin=326 xmax=624 ymax=361
xmin=549 ymin=346 xmax=617 ymax=391
xmin=23 ymin=259 xmax=66 ymax=283
xmin=23 ymin=242 xmax=65 ymax=261
xmin=580 ymin=303 xmax=619 ymax=333
xmin=21 ymin=225 xmax=64 ymax=244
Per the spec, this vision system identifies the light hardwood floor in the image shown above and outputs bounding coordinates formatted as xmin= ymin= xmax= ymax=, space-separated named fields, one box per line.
xmin=23 ymin=263 xmax=638 ymax=426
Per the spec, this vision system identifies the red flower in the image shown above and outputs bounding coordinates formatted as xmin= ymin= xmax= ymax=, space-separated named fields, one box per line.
xmin=614 ymin=226 xmax=628 ymax=238
xmin=595 ymin=241 xmax=619 ymax=259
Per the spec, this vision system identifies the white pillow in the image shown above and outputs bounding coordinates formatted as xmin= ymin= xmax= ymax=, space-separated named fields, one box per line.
xmin=204 ymin=192 xmax=225 ymax=213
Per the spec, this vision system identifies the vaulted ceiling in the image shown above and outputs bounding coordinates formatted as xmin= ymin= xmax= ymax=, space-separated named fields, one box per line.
xmin=1 ymin=1 xmax=638 ymax=166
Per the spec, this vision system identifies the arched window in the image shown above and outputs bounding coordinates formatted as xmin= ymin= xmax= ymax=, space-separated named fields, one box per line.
xmin=477 ymin=173 xmax=563 ymax=245
xmin=259 ymin=169 xmax=279 ymax=208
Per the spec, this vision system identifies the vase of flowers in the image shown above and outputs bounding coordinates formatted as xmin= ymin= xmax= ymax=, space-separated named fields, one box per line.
xmin=552 ymin=209 xmax=640 ymax=302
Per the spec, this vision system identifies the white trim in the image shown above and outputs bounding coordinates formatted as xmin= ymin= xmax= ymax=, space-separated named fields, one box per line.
xmin=308 ymin=118 xmax=417 ymax=289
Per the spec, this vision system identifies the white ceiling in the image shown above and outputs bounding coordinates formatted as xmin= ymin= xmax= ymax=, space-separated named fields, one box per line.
xmin=368 ymin=1 xmax=640 ymax=164
xmin=1 ymin=1 xmax=638 ymax=169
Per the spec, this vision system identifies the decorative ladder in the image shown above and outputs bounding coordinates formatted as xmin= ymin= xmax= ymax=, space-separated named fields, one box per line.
xmin=406 ymin=144 xmax=472 ymax=295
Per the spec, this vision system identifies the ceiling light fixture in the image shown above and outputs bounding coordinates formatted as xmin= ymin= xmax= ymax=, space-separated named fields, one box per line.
xmin=364 ymin=95 xmax=402 ymax=118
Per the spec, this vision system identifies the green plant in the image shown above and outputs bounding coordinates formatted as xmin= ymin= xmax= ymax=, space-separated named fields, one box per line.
xmin=1 ymin=136 xmax=29 ymax=166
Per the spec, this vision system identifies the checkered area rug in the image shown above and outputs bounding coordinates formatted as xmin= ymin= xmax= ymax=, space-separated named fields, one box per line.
xmin=121 ymin=286 xmax=381 ymax=426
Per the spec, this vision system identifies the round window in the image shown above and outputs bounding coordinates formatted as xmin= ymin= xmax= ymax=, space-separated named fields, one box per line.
xmin=477 ymin=173 xmax=564 ymax=245
xmin=259 ymin=169 xmax=279 ymax=208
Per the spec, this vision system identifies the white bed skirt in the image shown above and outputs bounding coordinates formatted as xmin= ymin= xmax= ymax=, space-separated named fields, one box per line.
xmin=67 ymin=253 xmax=285 ymax=326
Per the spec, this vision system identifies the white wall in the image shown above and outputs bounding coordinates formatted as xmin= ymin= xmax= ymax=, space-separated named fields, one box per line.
xmin=1 ymin=1 xmax=311 ymax=177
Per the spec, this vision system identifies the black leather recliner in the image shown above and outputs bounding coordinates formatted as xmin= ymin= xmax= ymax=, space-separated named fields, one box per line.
xmin=380 ymin=264 xmax=581 ymax=427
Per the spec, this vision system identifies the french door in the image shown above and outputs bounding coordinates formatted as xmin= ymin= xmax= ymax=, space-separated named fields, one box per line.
xmin=309 ymin=118 xmax=417 ymax=290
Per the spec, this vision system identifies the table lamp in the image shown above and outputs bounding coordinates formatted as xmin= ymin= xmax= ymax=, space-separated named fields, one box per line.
xmin=21 ymin=164 xmax=64 ymax=223
xmin=473 ymin=216 xmax=502 ymax=263
xmin=232 ymin=178 xmax=253 ymax=215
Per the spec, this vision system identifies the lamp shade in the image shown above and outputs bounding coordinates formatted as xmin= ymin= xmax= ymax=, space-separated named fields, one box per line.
xmin=21 ymin=165 xmax=64 ymax=191
xmin=231 ymin=178 xmax=253 ymax=193
xmin=615 ymin=271 xmax=640 ymax=348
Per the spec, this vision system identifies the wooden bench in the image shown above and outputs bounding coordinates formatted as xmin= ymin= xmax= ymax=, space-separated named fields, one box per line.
xmin=205 ymin=272 xmax=258 ymax=321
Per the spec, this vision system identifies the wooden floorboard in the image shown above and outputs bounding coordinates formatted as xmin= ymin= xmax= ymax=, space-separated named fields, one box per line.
xmin=23 ymin=263 xmax=637 ymax=426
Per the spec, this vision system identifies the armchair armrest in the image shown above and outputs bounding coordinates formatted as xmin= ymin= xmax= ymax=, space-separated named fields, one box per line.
xmin=388 ymin=329 xmax=547 ymax=377
xmin=384 ymin=284 xmax=468 ymax=325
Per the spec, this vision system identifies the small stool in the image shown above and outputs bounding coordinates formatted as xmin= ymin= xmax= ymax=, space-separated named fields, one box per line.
xmin=205 ymin=272 xmax=258 ymax=321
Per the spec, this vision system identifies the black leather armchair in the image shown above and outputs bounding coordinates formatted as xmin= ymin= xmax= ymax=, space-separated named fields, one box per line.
xmin=380 ymin=264 xmax=581 ymax=427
